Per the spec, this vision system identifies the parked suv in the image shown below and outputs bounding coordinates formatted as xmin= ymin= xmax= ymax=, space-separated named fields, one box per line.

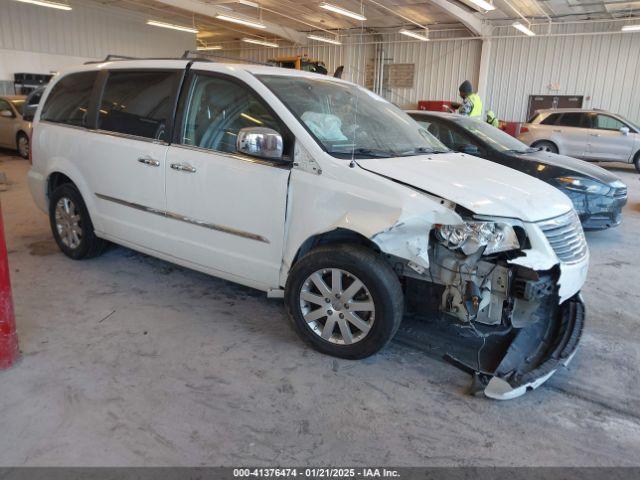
xmin=519 ymin=108 xmax=640 ymax=172
xmin=28 ymin=60 xmax=589 ymax=399
xmin=0 ymin=95 xmax=31 ymax=158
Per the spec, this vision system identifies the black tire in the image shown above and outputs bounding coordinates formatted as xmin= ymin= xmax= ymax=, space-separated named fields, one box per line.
xmin=532 ymin=140 xmax=558 ymax=154
xmin=285 ymin=244 xmax=403 ymax=360
xmin=634 ymin=151 xmax=640 ymax=173
xmin=16 ymin=132 xmax=29 ymax=159
xmin=49 ymin=183 xmax=107 ymax=260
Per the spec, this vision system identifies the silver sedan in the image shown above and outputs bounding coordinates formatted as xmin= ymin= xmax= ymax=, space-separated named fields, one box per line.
xmin=0 ymin=95 xmax=32 ymax=159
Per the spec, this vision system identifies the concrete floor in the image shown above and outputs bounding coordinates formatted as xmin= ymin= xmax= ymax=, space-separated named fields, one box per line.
xmin=0 ymin=151 xmax=639 ymax=467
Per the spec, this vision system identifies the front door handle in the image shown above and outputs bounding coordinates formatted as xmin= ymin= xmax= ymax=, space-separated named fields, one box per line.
xmin=590 ymin=133 xmax=600 ymax=137
xmin=138 ymin=156 xmax=160 ymax=167
xmin=170 ymin=162 xmax=197 ymax=173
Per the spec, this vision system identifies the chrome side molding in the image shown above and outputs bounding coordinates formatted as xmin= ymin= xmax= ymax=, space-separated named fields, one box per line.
xmin=94 ymin=193 xmax=270 ymax=244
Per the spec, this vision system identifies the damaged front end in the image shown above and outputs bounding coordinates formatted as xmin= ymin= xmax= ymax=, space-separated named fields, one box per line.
xmin=381 ymin=210 xmax=588 ymax=400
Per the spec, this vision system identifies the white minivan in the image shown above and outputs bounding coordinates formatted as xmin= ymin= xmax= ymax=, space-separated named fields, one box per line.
xmin=28 ymin=59 xmax=589 ymax=399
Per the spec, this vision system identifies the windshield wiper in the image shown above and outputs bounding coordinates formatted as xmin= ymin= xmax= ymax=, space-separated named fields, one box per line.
xmin=506 ymin=148 xmax=537 ymax=155
xmin=396 ymin=147 xmax=449 ymax=156
xmin=329 ymin=147 xmax=395 ymax=158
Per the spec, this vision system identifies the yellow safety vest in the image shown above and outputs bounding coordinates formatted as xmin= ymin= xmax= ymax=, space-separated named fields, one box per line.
xmin=468 ymin=93 xmax=483 ymax=117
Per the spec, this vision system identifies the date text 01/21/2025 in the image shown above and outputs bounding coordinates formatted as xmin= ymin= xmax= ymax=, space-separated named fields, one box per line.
xmin=232 ymin=468 xmax=400 ymax=478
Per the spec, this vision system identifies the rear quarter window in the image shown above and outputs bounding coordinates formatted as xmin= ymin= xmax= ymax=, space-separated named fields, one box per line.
xmin=40 ymin=72 xmax=98 ymax=127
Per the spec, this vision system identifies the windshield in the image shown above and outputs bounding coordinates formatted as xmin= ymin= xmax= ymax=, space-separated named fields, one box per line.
xmin=456 ymin=117 xmax=535 ymax=153
xmin=11 ymin=99 xmax=25 ymax=115
xmin=257 ymin=75 xmax=448 ymax=159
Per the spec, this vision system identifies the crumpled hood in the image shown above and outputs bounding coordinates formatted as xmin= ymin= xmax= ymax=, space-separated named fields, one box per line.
xmin=521 ymin=151 xmax=622 ymax=185
xmin=357 ymin=152 xmax=574 ymax=222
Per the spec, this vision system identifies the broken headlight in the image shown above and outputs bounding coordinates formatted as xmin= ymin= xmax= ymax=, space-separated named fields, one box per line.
xmin=435 ymin=221 xmax=520 ymax=255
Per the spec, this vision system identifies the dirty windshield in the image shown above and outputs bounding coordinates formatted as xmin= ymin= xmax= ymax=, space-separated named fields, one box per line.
xmin=258 ymin=75 xmax=448 ymax=159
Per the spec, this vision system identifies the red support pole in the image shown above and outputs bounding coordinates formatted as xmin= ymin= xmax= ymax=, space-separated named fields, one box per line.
xmin=0 ymin=200 xmax=19 ymax=370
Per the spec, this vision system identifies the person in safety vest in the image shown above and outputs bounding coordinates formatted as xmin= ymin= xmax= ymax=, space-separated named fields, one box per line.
xmin=486 ymin=110 xmax=499 ymax=127
xmin=457 ymin=80 xmax=483 ymax=118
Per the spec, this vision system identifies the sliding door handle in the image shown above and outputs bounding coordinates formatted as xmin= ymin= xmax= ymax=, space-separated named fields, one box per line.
xmin=170 ymin=163 xmax=197 ymax=173
xmin=138 ymin=156 xmax=160 ymax=167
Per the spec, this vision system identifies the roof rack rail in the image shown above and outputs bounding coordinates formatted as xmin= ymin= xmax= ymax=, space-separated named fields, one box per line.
xmin=84 ymin=54 xmax=138 ymax=64
xmin=182 ymin=50 xmax=272 ymax=66
xmin=181 ymin=50 xmax=214 ymax=62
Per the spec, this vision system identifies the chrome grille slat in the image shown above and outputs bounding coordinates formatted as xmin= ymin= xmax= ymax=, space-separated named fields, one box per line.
xmin=537 ymin=210 xmax=588 ymax=264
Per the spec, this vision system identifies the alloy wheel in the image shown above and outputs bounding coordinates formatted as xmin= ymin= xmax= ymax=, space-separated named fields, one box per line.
xmin=299 ymin=268 xmax=375 ymax=345
xmin=18 ymin=136 xmax=29 ymax=158
xmin=55 ymin=197 xmax=83 ymax=249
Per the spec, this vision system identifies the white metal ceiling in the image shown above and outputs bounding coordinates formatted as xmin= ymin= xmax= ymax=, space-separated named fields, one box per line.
xmin=92 ymin=0 xmax=640 ymax=42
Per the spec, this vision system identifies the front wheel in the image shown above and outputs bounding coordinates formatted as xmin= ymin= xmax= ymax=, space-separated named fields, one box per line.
xmin=49 ymin=183 xmax=107 ymax=260
xmin=16 ymin=132 xmax=29 ymax=159
xmin=634 ymin=151 xmax=640 ymax=173
xmin=285 ymin=244 xmax=403 ymax=359
xmin=532 ymin=140 xmax=558 ymax=154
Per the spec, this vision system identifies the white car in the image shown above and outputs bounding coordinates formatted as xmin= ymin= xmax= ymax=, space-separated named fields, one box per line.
xmin=519 ymin=108 xmax=640 ymax=172
xmin=28 ymin=60 xmax=589 ymax=400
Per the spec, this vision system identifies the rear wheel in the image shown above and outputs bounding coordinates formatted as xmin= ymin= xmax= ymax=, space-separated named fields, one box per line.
xmin=532 ymin=140 xmax=558 ymax=154
xmin=16 ymin=132 xmax=29 ymax=159
xmin=49 ymin=183 xmax=107 ymax=259
xmin=285 ymin=244 xmax=403 ymax=359
xmin=634 ymin=151 xmax=640 ymax=173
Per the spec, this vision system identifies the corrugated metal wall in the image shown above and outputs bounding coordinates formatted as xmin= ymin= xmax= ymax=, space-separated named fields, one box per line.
xmin=485 ymin=23 xmax=640 ymax=123
xmin=376 ymin=30 xmax=481 ymax=107
xmin=206 ymin=30 xmax=481 ymax=108
xmin=0 ymin=0 xmax=195 ymax=80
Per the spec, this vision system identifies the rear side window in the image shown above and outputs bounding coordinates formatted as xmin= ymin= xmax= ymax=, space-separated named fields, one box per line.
xmin=98 ymin=70 xmax=178 ymax=141
xmin=556 ymin=112 xmax=583 ymax=127
xmin=41 ymin=72 xmax=97 ymax=127
xmin=539 ymin=113 xmax=560 ymax=125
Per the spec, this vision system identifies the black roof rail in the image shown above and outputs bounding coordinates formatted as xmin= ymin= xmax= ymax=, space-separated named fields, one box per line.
xmin=181 ymin=50 xmax=214 ymax=62
xmin=182 ymin=50 xmax=272 ymax=66
xmin=84 ymin=54 xmax=138 ymax=64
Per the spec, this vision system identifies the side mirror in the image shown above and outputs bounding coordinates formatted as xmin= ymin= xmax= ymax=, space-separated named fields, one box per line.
xmin=0 ymin=110 xmax=14 ymax=118
xmin=237 ymin=127 xmax=284 ymax=161
xmin=620 ymin=126 xmax=630 ymax=136
xmin=455 ymin=143 xmax=479 ymax=155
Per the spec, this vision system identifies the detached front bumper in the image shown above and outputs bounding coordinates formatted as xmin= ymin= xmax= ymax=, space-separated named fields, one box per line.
xmin=564 ymin=189 xmax=628 ymax=231
xmin=484 ymin=293 xmax=585 ymax=400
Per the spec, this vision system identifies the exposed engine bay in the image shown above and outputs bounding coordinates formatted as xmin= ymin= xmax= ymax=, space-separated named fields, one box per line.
xmin=394 ymin=234 xmax=584 ymax=400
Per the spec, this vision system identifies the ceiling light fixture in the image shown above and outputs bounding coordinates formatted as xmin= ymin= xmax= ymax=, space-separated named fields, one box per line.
xmin=242 ymin=38 xmax=279 ymax=48
xmin=512 ymin=21 xmax=535 ymax=36
xmin=621 ymin=24 xmax=640 ymax=32
xmin=319 ymin=2 xmax=366 ymax=21
xmin=147 ymin=20 xmax=198 ymax=33
xmin=466 ymin=0 xmax=496 ymax=12
xmin=14 ymin=0 xmax=71 ymax=10
xmin=215 ymin=14 xmax=266 ymax=29
xmin=399 ymin=29 xmax=430 ymax=41
xmin=197 ymin=45 xmax=223 ymax=51
xmin=307 ymin=34 xmax=342 ymax=45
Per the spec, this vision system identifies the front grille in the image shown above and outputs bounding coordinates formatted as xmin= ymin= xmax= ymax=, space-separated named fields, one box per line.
xmin=537 ymin=211 xmax=588 ymax=264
